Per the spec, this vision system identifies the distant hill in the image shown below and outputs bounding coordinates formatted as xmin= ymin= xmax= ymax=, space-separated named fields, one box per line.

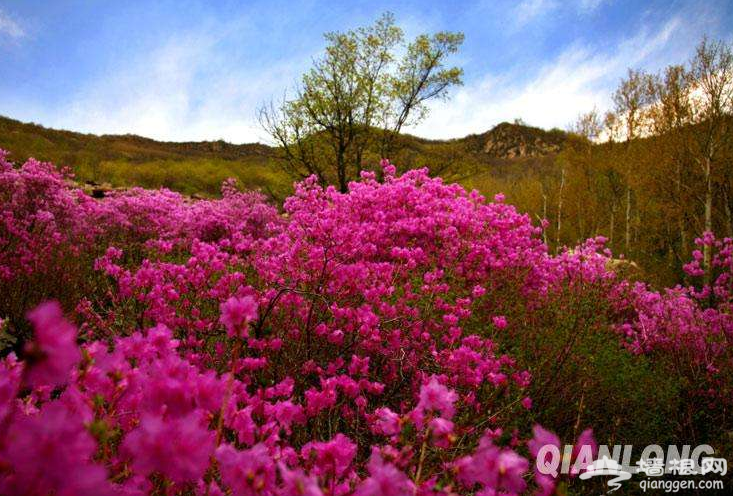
xmin=0 ymin=115 xmax=271 ymax=163
xmin=0 ymin=115 xmax=569 ymax=198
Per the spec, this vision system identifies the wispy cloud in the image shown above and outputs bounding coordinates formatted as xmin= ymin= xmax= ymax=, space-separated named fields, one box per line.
xmin=43 ymin=9 xmax=440 ymax=144
xmin=4 ymin=1 xmax=726 ymax=144
xmin=407 ymin=15 xmax=700 ymax=138
xmin=578 ymin=0 xmax=610 ymax=12
xmin=50 ymin=26 xmax=310 ymax=144
xmin=46 ymin=13 xmax=701 ymax=144
xmin=0 ymin=9 xmax=24 ymax=40
xmin=514 ymin=0 xmax=559 ymax=27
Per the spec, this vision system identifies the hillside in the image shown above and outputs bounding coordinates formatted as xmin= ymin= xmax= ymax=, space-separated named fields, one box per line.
xmin=0 ymin=115 xmax=272 ymax=162
xmin=0 ymin=115 xmax=568 ymax=199
xmin=0 ymin=115 xmax=284 ymax=198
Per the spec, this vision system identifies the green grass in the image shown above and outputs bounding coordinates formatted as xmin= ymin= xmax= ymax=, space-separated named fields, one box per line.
xmin=75 ymin=158 xmax=293 ymax=199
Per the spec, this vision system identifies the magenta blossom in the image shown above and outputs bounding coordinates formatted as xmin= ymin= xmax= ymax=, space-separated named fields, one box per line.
xmin=373 ymin=407 xmax=401 ymax=436
xmin=354 ymin=448 xmax=415 ymax=496
xmin=456 ymin=432 xmax=529 ymax=494
xmin=220 ymin=295 xmax=258 ymax=337
xmin=216 ymin=443 xmax=276 ymax=495
xmin=416 ymin=376 xmax=458 ymax=421
xmin=0 ymin=401 xmax=111 ymax=495
xmin=301 ymin=433 xmax=357 ymax=479
xmin=24 ymin=301 xmax=80 ymax=388
xmin=122 ymin=410 xmax=215 ymax=484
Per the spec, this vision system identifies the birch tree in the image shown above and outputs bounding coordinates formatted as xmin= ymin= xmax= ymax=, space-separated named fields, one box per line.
xmin=611 ymin=69 xmax=657 ymax=254
xmin=688 ymin=38 xmax=733 ymax=285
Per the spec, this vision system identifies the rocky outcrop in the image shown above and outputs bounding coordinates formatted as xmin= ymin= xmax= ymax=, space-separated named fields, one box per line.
xmin=479 ymin=122 xmax=566 ymax=158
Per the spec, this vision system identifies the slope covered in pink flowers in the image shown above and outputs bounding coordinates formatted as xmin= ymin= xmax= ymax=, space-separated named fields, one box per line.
xmin=0 ymin=151 xmax=731 ymax=495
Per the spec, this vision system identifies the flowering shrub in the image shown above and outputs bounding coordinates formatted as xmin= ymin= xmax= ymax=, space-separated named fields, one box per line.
xmin=0 ymin=151 xmax=278 ymax=346
xmin=0 ymin=151 xmax=730 ymax=494
xmin=611 ymin=233 xmax=733 ymax=443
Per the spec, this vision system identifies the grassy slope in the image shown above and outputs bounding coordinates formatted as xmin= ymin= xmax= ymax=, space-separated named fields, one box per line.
xmin=0 ymin=116 xmax=291 ymax=198
xmin=0 ymin=115 xmax=566 ymax=201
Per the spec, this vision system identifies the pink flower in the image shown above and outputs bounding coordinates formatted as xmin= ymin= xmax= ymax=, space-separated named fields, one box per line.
xmin=380 ymin=159 xmax=397 ymax=178
xmin=279 ymin=463 xmax=323 ymax=496
xmin=1 ymin=154 xmax=640 ymax=494
xmin=0 ymin=401 xmax=111 ymax=495
xmin=24 ymin=301 xmax=80 ymax=388
xmin=301 ymin=433 xmax=356 ymax=479
xmin=570 ymin=428 xmax=597 ymax=475
xmin=0 ymin=354 xmax=21 ymax=421
xmin=268 ymin=400 xmax=306 ymax=434
xmin=373 ymin=407 xmax=401 ymax=436
xmin=122 ymin=410 xmax=215 ymax=483
xmin=528 ymin=425 xmax=560 ymax=460
xmin=416 ymin=376 xmax=458 ymax=420
xmin=220 ymin=295 xmax=258 ymax=337
xmin=521 ymin=396 xmax=532 ymax=409
xmin=305 ymin=385 xmax=337 ymax=416
xmin=216 ymin=443 xmax=276 ymax=495
xmin=456 ymin=436 xmax=529 ymax=494
xmin=429 ymin=417 xmax=455 ymax=447
xmin=492 ymin=316 xmax=508 ymax=330
xmin=354 ymin=448 xmax=414 ymax=496
xmin=230 ymin=407 xmax=257 ymax=445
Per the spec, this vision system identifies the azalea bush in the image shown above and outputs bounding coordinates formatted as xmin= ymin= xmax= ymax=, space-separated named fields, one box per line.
xmin=0 ymin=151 xmax=730 ymax=494
xmin=0 ymin=151 xmax=278 ymax=347
xmin=612 ymin=233 xmax=733 ymax=447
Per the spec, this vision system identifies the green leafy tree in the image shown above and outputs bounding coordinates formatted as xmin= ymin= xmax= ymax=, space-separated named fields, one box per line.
xmin=259 ymin=13 xmax=463 ymax=192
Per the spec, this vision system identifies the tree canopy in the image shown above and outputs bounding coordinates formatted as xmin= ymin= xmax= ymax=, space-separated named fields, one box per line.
xmin=259 ymin=13 xmax=464 ymax=192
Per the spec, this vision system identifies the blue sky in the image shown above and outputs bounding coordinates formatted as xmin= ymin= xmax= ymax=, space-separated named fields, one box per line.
xmin=0 ymin=0 xmax=731 ymax=143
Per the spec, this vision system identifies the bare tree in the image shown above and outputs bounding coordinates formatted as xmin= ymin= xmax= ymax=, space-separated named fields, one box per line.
xmin=612 ymin=69 xmax=657 ymax=254
xmin=570 ymin=108 xmax=603 ymax=142
xmin=647 ymin=65 xmax=694 ymax=263
xmin=688 ymin=37 xmax=733 ymax=284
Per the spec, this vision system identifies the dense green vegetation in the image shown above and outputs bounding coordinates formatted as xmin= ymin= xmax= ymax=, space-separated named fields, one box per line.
xmin=0 ymin=115 xmax=292 ymax=199
xmin=0 ymin=114 xmax=562 ymax=200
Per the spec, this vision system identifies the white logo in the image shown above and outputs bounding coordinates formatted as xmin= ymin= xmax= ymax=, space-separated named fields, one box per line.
xmin=536 ymin=444 xmax=728 ymax=493
xmin=579 ymin=456 xmax=632 ymax=493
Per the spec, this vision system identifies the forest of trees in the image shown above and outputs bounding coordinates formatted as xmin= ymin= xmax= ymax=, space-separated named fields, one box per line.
xmin=464 ymin=38 xmax=733 ymax=286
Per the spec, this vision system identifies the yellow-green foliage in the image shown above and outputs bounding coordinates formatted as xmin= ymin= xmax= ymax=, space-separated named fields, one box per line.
xmin=75 ymin=158 xmax=292 ymax=199
xmin=0 ymin=115 xmax=294 ymax=200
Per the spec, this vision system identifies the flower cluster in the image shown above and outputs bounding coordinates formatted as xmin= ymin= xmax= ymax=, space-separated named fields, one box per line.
xmin=0 ymin=151 xmax=727 ymax=494
xmin=612 ymin=233 xmax=733 ymax=409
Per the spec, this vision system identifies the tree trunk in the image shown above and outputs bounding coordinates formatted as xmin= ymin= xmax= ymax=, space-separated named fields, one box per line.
xmin=724 ymin=187 xmax=733 ymax=238
xmin=676 ymin=161 xmax=688 ymax=263
xmin=542 ymin=187 xmax=548 ymax=246
xmin=556 ymin=167 xmax=565 ymax=253
xmin=625 ymin=187 xmax=631 ymax=255
xmin=337 ymin=146 xmax=347 ymax=193
xmin=703 ymin=157 xmax=713 ymax=286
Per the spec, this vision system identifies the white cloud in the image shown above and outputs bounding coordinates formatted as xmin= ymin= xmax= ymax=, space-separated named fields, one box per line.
xmin=49 ymin=29 xmax=309 ymax=144
xmin=19 ymin=5 xmax=717 ymax=145
xmin=514 ymin=0 xmax=559 ymax=28
xmin=577 ymin=0 xmax=610 ymax=12
xmin=406 ymin=16 xmax=693 ymax=138
xmin=0 ymin=9 xmax=24 ymax=40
